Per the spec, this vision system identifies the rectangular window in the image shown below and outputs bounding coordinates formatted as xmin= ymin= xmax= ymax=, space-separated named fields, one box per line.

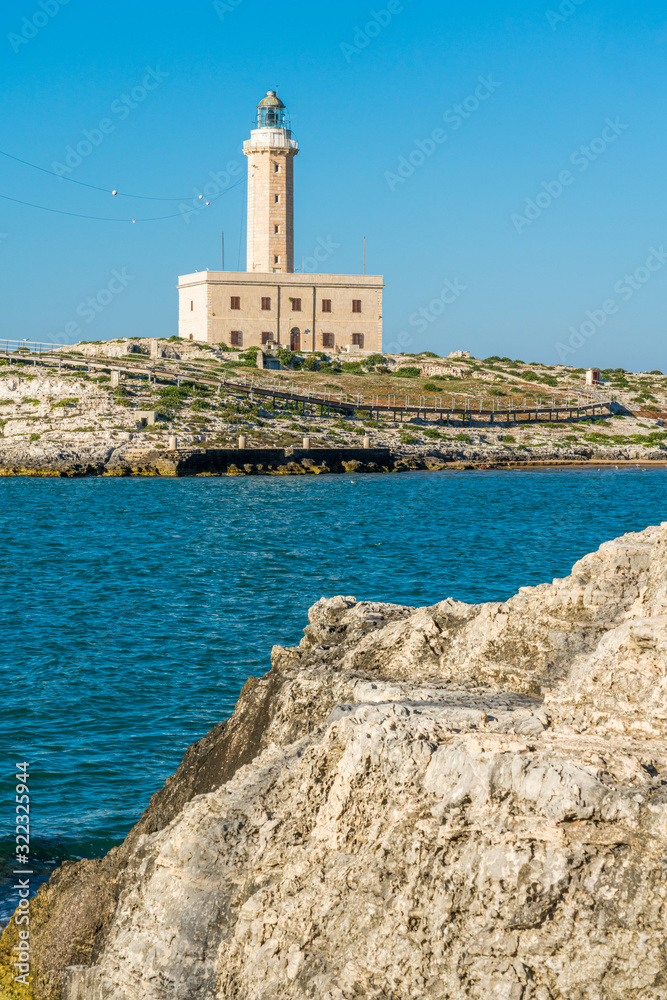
xmin=262 ymin=332 xmax=274 ymax=345
xmin=274 ymin=256 xmax=279 ymax=264
xmin=230 ymin=331 xmax=242 ymax=347
xmin=274 ymin=194 xmax=280 ymax=203
xmin=352 ymin=333 xmax=364 ymax=347
xmin=261 ymin=297 xmax=271 ymax=311
xmin=322 ymin=299 xmax=332 ymax=313
xmin=230 ymin=296 xmax=241 ymax=310
xmin=274 ymin=225 xmax=280 ymax=234
xmin=274 ymin=162 xmax=280 ymax=173
xmin=190 ymin=301 xmax=194 ymax=312
xmin=322 ymin=332 xmax=334 ymax=348
xmin=352 ymin=300 xmax=362 ymax=313
xmin=292 ymin=298 xmax=302 ymax=311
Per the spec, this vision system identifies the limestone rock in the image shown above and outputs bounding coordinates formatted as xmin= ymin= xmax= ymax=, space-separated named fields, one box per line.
xmin=3 ymin=525 xmax=667 ymax=998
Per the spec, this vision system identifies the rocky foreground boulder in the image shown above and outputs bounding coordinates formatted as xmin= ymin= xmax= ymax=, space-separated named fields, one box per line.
xmin=2 ymin=525 xmax=667 ymax=999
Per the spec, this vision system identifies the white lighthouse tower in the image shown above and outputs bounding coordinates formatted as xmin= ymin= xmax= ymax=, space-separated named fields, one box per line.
xmin=178 ymin=89 xmax=383 ymax=352
xmin=243 ymin=91 xmax=299 ymax=274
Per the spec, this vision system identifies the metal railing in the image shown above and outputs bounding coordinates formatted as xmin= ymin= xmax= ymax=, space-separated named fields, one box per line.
xmin=0 ymin=343 xmax=615 ymax=421
xmin=0 ymin=339 xmax=64 ymax=355
xmin=227 ymin=374 xmax=613 ymax=415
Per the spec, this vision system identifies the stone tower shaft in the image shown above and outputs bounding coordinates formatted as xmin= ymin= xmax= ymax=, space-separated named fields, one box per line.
xmin=243 ymin=91 xmax=299 ymax=274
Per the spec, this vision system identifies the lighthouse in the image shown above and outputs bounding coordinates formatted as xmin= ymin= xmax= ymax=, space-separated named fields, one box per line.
xmin=178 ymin=89 xmax=383 ymax=353
xmin=244 ymin=91 xmax=299 ymax=274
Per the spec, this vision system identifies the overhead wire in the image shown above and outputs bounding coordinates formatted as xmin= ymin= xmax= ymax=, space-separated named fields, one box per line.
xmin=0 ymin=177 xmax=245 ymax=223
xmin=0 ymin=148 xmax=198 ymax=201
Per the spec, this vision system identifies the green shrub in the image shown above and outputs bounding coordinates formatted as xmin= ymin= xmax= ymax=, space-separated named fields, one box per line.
xmin=302 ymin=357 xmax=319 ymax=371
xmin=423 ymin=428 xmax=442 ymax=439
xmin=112 ymin=387 xmax=132 ymax=408
xmin=455 ymin=434 xmax=471 ymax=443
xmin=394 ymin=367 xmax=420 ymax=378
xmin=342 ymin=362 xmax=364 ymax=374
xmin=365 ymin=353 xmax=387 ymax=367
xmin=30 ymin=433 xmax=40 ymax=442
xmin=156 ymin=386 xmax=191 ymax=409
xmin=399 ymin=432 xmax=418 ymax=444
xmin=52 ymin=397 xmax=80 ymax=408
xmin=502 ymin=435 xmax=516 ymax=443
xmin=22 ymin=397 xmax=40 ymax=405
xmin=422 ymin=382 xmax=438 ymax=392
xmin=276 ymin=348 xmax=296 ymax=368
xmin=191 ymin=399 xmax=211 ymax=412
xmin=238 ymin=352 xmax=258 ymax=368
xmin=489 ymin=388 xmax=504 ymax=396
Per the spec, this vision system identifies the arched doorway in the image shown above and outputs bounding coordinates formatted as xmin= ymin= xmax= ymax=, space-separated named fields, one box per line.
xmin=290 ymin=328 xmax=301 ymax=351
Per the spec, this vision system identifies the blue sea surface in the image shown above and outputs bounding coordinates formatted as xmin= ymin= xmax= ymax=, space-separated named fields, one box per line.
xmin=1 ymin=468 xmax=666 ymax=922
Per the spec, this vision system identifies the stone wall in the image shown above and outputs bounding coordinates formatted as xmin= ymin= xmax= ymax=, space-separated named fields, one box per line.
xmin=177 ymin=271 xmax=384 ymax=353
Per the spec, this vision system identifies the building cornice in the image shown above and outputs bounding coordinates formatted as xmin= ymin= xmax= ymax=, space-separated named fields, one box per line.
xmin=177 ymin=272 xmax=384 ymax=289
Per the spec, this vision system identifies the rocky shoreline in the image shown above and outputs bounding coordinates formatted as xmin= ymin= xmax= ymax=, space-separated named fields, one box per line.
xmin=2 ymin=523 xmax=667 ymax=998
xmin=2 ymin=437 xmax=667 ymax=479
xmin=1 ymin=361 xmax=666 ymax=477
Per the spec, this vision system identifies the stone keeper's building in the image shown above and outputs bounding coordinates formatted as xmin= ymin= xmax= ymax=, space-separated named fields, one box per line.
xmin=178 ymin=91 xmax=384 ymax=353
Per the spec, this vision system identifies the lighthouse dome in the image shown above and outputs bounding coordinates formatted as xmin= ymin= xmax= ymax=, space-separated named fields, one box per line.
xmin=256 ymin=90 xmax=287 ymax=128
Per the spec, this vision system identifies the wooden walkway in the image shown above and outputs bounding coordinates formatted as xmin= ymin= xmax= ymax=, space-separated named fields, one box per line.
xmin=0 ymin=346 xmax=614 ymax=426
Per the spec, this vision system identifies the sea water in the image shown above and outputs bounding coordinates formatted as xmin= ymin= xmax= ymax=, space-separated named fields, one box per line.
xmin=1 ymin=468 xmax=666 ymax=920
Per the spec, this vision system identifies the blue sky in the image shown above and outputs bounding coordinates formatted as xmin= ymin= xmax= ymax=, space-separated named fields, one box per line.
xmin=1 ymin=0 xmax=665 ymax=369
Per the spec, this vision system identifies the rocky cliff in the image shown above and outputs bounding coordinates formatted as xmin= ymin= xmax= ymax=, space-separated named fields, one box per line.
xmin=2 ymin=525 xmax=667 ymax=999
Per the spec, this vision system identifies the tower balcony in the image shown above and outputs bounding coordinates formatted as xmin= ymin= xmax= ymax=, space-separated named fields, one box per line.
xmin=244 ymin=129 xmax=299 ymax=152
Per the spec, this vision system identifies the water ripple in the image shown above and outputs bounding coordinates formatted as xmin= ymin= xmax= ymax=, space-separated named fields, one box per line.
xmin=0 ymin=468 xmax=665 ymax=920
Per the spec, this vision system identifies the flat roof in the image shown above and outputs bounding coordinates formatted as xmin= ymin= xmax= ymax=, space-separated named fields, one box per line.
xmin=178 ymin=270 xmax=384 ymax=288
